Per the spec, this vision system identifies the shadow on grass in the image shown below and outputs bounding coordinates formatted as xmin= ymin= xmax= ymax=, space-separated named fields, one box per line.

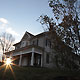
xmin=0 ymin=66 xmax=80 ymax=80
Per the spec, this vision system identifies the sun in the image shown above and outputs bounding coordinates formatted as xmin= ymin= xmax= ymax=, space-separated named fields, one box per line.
xmin=0 ymin=57 xmax=18 ymax=80
xmin=5 ymin=58 xmax=12 ymax=65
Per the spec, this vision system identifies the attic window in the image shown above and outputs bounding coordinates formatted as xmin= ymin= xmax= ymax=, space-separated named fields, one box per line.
xmin=21 ymin=41 xmax=26 ymax=47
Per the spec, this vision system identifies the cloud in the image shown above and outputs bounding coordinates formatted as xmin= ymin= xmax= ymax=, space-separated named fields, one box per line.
xmin=0 ymin=17 xmax=20 ymax=44
xmin=0 ymin=18 xmax=8 ymax=24
xmin=0 ymin=18 xmax=20 ymax=37
xmin=0 ymin=18 xmax=8 ymax=29
xmin=6 ymin=27 xmax=20 ymax=36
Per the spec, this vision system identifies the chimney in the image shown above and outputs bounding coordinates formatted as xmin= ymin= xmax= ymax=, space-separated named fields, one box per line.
xmin=49 ymin=23 xmax=53 ymax=31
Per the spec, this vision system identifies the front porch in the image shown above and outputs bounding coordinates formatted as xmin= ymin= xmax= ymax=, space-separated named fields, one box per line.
xmin=12 ymin=46 xmax=43 ymax=67
xmin=13 ymin=52 xmax=42 ymax=67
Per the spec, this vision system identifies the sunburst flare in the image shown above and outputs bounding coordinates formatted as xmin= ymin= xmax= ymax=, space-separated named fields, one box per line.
xmin=0 ymin=57 xmax=18 ymax=79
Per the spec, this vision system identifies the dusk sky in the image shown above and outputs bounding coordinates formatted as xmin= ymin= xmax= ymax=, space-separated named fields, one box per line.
xmin=0 ymin=0 xmax=53 ymax=43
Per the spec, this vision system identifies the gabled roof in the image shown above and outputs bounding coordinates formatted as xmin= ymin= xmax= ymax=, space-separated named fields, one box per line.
xmin=21 ymin=31 xmax=34 ymax=41
xmin=13 ymin=31 xmax=48 ymax=46
xmin=13 ymin=31 xmax=34 ymax=46
xmin=30 ymin=31 xmax=50 ymax=40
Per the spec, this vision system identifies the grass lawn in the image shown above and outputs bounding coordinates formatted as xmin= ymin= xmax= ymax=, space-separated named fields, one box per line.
xmin=0 ymin=65 xmax=80 ymax=80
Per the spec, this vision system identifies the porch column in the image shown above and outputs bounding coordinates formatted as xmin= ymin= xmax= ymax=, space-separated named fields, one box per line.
xmin=19 ymin=54 xmax=22 ymax=66
xmin=31 ymin=48 xmax=34 ymax=66
xmin=41 ymin=54 xmax=43 ymax=67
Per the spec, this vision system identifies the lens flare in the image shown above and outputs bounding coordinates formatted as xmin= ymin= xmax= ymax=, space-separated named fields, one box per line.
xmin=0 ymin=57 xmax=19 ymax=80
xmin=5 ymin=58 xmax=12 ymax=65
xmin=2 ymin=57 xmax=18 ymax=79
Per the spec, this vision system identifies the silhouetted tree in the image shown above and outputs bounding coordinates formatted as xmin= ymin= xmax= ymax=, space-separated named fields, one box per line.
xmin=0 ymin=32 xmax=15 ymax=61
xmin=49 ymin=0 xmax=80 ymax=54
xmin=38 ymin=0 xmax=80 ymax=70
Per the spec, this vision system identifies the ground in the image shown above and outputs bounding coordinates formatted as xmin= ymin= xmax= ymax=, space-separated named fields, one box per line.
xmin=0 ymin=65 xmax=80 ymax=80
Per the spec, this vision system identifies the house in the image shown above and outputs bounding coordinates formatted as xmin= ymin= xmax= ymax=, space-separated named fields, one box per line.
xmin=5 ymin=31 xmax=54 ymax=67
xmin=5 ymin=30 xmax=80 ymax=68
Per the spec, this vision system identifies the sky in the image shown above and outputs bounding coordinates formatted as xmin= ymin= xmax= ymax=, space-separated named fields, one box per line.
xmin=0 ymin=0 xmax=53 ymax=57
xmin=0 ymin=0 xmax=53 ymax=42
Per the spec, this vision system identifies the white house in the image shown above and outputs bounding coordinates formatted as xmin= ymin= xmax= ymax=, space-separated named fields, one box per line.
xmin=5 ymin=31 xmax=55 ymax=67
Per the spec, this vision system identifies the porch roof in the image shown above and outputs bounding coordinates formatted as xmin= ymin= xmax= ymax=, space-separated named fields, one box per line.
xmin=5 ymin=45 xmax=44 ymax=56
xmin=14 ymin=45 xmax=44 ymax=52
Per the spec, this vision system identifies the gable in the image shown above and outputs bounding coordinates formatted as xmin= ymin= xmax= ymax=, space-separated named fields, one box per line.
xmin=21 ymin=31 xmax=34 ymax=41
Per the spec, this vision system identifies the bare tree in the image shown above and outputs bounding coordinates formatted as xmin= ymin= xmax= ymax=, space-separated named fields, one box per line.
xmin=0 ymin=32 xmax=15 ymax=61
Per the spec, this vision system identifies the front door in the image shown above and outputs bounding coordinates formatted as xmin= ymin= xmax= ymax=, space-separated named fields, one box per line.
xmin=34 ymin=54 xmax=41 ymax=66
xmin=27 ymin=54 xmax=31 ymax=66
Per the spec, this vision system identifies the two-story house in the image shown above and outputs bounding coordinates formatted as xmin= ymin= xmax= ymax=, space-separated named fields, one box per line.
xmin=5 ymin=31 xmax=55 ymax=67
xmin=5 ymin=30 xmax=80 ymax=68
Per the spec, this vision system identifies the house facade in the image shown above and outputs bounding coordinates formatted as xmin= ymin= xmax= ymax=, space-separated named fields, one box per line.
xmin=5 ymin=31 xmax=80 ymax=68
xmin=5 ymin=31 xmax=55 ymax=67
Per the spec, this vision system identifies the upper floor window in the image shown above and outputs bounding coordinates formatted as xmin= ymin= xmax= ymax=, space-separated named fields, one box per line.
xmin=37 ymin=39 xmax=38 ymax=46
xmin=45 ymin=39 xmax=51 ymax=48
xmin=32 ymin=39 xmax=39 ymax=46
xmin=15 ymin=47 xmax=18 ymax=50
xmin=32 ymin=41 xmax=35 ymax=45
xmin=15 ymin=44 xmax=20 ymax=50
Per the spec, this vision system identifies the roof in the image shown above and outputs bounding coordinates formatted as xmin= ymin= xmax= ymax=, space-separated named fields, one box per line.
xmin=13 ymin=30 xmax=72 ymax=51
xmin=13 ymin=31 xmax=48 ymax=46
xmin=13 ymin=31 xmax=34 ymax=46
xmin=21 ymin=31 xmax=34 ymax=41
xmin=30 ymin=31 xmax=51 ymax=40
xmin=14 ymin=45 xmax=44 ymax=52
xmin=13 ymin=42 xmax=21 ymax=46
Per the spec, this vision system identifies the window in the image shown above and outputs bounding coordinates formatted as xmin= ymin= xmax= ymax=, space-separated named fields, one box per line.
xmin=32 ymin=39 xmax=39 ymax=46
xmin=37 ymin=39 xmax=38 ymax=46
xmin=21 ymin=41 xmax=26 ymax=47
xmin=32 ymin=41 xmax=35 ymax=45
xmin=45 ymin=39 xmax=51 ymax=48
xmin=15 ymin=44 xmax=20 ymax=49
xmin=45 ymin=39 xmax=48 ymax=46
xmin=15 ymin=47 xmax=17 ymax=50
xmin=46 ymin=54 xmax=49 ymax=64
xmin=49 ymin=40 xmax=51 ymax=48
